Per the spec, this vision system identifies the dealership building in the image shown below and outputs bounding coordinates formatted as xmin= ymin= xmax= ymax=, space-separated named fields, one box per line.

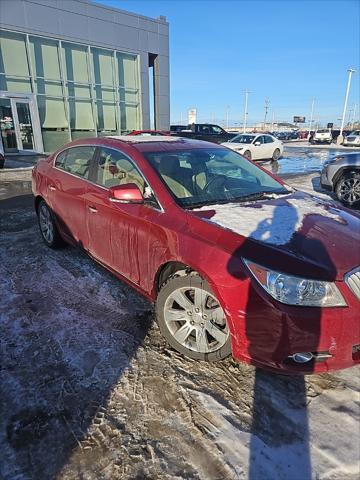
xmin=0 ymin=0 xmax=170 ymax=154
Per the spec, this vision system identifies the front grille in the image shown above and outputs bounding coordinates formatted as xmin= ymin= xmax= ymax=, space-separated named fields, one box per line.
xmin=345 ymin=267 xmax=360 ymax=300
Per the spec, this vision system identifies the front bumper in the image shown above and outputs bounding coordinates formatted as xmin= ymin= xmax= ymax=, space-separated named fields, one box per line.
xmin=223 ymin=279 xmax=360 ymax=374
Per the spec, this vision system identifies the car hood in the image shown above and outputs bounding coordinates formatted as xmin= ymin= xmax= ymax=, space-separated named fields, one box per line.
xmin=190 ymin=191 xmax=360 ymax=280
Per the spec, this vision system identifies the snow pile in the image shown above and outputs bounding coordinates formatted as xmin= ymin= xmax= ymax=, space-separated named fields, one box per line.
xmin=196 ymin=196 xmax=345 ymax=245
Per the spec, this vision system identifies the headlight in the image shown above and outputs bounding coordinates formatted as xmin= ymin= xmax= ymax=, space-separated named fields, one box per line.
xmin=244 ymin=259 xmax=346 ymax=307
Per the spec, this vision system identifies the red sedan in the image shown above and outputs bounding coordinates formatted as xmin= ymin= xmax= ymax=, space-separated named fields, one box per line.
xmin=32 ymin=136 xmax=360 ymax=374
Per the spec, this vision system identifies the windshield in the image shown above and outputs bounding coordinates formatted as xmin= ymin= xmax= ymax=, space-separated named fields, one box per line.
xmin=144 ymin=148 xmax=289 ymax=208
xmin=350 ymin=131 xmax=360 ymax=136
xmin=230 ymin=134 xmax=255 ymax=144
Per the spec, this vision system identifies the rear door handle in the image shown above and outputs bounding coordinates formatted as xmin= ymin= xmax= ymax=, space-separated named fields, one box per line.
xmin=88 ymin=206 xmax=97 ymax=213
xmin=49 ymin=185 xmax=56 ymax=191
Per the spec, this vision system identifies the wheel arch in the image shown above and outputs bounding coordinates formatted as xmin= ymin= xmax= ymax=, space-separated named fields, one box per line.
xmin=34 ymin=195 xmax=44 ymax=213
xmin=332 ymin=166 xmax=360 ymax=189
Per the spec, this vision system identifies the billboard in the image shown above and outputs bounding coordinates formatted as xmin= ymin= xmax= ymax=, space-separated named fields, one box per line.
xmin=188 ymin=108 xmax=197 ymax=124
xmin=293 ymin=116 xmax=305 ymax=123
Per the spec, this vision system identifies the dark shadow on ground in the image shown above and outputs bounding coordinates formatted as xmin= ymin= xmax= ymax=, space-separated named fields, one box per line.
xmin=0 ymin=194 xmax=153 ymax=479
xmin=227 ymin=200 xmax=337 ymax=478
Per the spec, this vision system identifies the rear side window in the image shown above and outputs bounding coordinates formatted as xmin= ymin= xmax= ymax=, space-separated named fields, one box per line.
xmin=55 ymin=146 xmax=95 ymax=179
xmin=264 ymin=135 xmax=274 ymax=143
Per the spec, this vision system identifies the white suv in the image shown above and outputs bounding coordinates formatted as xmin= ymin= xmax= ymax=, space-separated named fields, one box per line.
xmin=312 ymin=129 xmax=332 ymax=144
xmin=344 ymin=131 xmax=360 ymax=147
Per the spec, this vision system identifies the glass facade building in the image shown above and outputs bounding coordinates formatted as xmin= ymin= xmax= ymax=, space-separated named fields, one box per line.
xmin=0 ymin=0 xmax=170 ymax=155
xmin=0 ymin=30 xmax=140 ymax=153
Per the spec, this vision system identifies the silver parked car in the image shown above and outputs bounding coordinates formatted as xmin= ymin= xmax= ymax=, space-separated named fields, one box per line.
xmin=321 ymin=153 xmax=360 ymax=207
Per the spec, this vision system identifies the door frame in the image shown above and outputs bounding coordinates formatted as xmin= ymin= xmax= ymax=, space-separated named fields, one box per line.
xmin=0 ymin=91 xmax=44 ymax=154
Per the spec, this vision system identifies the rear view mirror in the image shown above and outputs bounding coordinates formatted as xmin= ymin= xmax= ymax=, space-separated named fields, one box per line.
xmin=254 ymin=142 xmax=261 ymax=146
xmin=109 ymin=183 xmax=144 ymax=204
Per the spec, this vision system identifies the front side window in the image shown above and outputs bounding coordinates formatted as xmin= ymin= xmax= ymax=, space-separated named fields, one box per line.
xmin=264 ymin=135 xmax=274 ymax=144
xmin=55 ymin=146 xmax=95 ymax=179
xmin=210 ymin=125 xmax=223 ymax=134
xmin=230 ymin=134 xmax=256 ymax=144
xmin=254 ymin=136 xmax=264 ymax=144
xmin=95 ymin=147 xmax=146 ymax=192
xmin=144 ymin=148 xmax=289 ymax=208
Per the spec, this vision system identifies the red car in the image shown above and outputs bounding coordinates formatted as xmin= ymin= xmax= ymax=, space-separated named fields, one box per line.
xmin=32 ymin=136 xmax=360 ymax=374
xmin=127 ymin=130 xmax=169 ymax=136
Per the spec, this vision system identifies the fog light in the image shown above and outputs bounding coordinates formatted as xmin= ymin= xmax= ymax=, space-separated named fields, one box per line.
xmin=290 ymin=352 xmax=313 ymax=363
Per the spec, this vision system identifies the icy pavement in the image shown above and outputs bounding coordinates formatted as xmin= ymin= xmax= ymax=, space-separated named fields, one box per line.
xmin=0 ymin=174 xmax=359 ymax=480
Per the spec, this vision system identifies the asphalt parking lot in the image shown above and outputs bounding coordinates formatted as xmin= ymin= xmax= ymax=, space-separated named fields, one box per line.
xmin=1 ymin=146 xmax=359 ymax=480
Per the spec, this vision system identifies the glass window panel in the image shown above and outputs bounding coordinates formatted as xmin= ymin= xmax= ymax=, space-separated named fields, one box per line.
xmin=120 ymin=103 xmax=138 ymax=133
xmin=0 ymin=75 xmax=32 ymax=93
xmin=94 ymin=85 xmax=115 ymax=101
xmin=92 ymin=48 xmax=114 ymax=86
xmin=67 ymin=82 xmax=91 ymax=99
xmin=37 ymin=96 xmax=67 ymax=128
xmin=34 ymin=79 xmax=62 ymax=96
xmin=37 ymin=96 xmax=69 ymax=152
xmin=119 ymin=88 xmax=138 ymax=103
xmin=62 ymin=43 xmax=90 ymax=83
xmin=29 ymin=37 xmax=61 ymax=79
xmin=117 ymin=53 xmax=137 ymax=88
xmin=68 ymin=98 xmax=95 ymax=131
xmin=97 ymin=102 xmax=116 ymax=133
xmin=0 ymin=31 xmax=30 ymax=77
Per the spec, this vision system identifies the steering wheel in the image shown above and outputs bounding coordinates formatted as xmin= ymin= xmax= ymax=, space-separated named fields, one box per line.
xmin=203 ymin=175 xmax=227 ymax=194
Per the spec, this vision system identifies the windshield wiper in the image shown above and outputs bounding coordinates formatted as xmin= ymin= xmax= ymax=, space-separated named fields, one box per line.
xmin=186 ymin=190 xmax=290 ymax=209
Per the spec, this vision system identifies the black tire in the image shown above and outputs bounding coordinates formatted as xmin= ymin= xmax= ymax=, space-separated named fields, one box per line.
xmin=272 ymin=148 xmax=281 ymax=161
xmin=156 ymin=273 xmax=232 ymax=361
xmin=244 ymin=150 xmax=252 ymax=160
xmin=335 ymin=172 xmax=360 ymax=207
xmin=0 ymin=156 xmax=4 ymax=169
xmin=37 ymin=200 xmax=64 ymax=248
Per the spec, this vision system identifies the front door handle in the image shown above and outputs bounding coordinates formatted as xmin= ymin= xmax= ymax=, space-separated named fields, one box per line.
xmin=88 ymin=206 xmax=97 ymax=213
xmin=49 ymin=185 xmax=56 ymax=191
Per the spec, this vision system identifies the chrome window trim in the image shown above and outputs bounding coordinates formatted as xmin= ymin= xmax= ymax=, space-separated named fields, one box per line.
xmin=53 ymin=143 xmax=164 ymax=212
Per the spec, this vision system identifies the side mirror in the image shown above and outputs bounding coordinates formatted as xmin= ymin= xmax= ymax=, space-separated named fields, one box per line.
xmin=109 ymin=183 xmax=144 ymax=204
xmin=254 ymin=142 xmax=261 ymax=146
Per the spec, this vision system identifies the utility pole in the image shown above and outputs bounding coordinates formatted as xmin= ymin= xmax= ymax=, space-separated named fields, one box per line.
xmin=263 ymin=98 xmax=270 ymax=130
xmin=271 ymin=111 xmax=275 ymax=131
xmin=339 ymin=68 xmax=356 ymax=142
xmin=351 ymin=103 xmax=357 ymax=129
xmin=225 ymin=105 xmax=230 ymax=129
xmin=309 ymin=98 xmax=315 ymax=133
xmin=243 ymin=90 xmax=250 ymax=133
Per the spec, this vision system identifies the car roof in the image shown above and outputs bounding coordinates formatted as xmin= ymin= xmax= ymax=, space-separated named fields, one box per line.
xmin=104 ymin=135 xmax=225 ymax=152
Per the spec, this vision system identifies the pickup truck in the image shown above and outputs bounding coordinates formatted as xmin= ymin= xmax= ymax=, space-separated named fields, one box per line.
xmin=170 ymin=123 xmax=238 ymax=144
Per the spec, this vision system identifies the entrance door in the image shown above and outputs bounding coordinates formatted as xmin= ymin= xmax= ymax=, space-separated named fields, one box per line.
xmin=0 ymin=98 xmax=17 ymax=153
xmin=13 ymin=100 xmax=35 ymax=150
xmin=0 ymin=95 xmax=42 ymax=153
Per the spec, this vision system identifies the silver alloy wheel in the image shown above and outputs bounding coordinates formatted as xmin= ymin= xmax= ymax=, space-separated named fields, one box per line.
xmin=39 ymin=204 xmax=54 ymax=244
xmin=272 ymin=148 xmax=280 ymax=161
xmin=338 ymin=177 xmax=360 ymax=204
xmin=163 ymin=286 xmax=229 ymax=354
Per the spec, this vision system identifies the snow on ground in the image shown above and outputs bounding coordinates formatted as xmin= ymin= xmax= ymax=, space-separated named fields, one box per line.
xmin=0 ymin=170 xmax=359 ymax=480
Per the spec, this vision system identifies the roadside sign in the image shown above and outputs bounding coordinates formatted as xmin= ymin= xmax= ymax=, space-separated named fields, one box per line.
xmin=293 ymin=116 xmax=305 ymax=123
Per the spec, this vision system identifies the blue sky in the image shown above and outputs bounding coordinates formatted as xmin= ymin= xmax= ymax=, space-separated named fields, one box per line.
xmin=99 ymin=0 xmax=359 ymax=126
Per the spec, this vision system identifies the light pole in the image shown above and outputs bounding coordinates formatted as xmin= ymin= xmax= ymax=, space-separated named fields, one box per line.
xmin=339 ymin=68 xmax=356 ymax=142
xmin=243 ymin=90 xmax=250 ymax=133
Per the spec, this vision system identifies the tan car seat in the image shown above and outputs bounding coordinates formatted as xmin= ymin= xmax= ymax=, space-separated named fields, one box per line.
xmin=158 ymin=155 xmax=193 ymax=198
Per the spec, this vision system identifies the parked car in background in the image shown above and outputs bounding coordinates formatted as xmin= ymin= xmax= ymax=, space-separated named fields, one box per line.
xmin=128 ymin=130 xmax=169 ymax=136
xmin=222 ymin=133 xmax=283 ymax=161
xmin=32 ymin=136 xmax=360 ymax=374
xmin=321 ymin=152 xmax=360 ymax=207
xmin=311 ymin=129 xmax=333 ymax=144
xmin=170 ymin=123 xmax=237 ymax=144
xmin=343 ymin=131 xmax=360 ymax=147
